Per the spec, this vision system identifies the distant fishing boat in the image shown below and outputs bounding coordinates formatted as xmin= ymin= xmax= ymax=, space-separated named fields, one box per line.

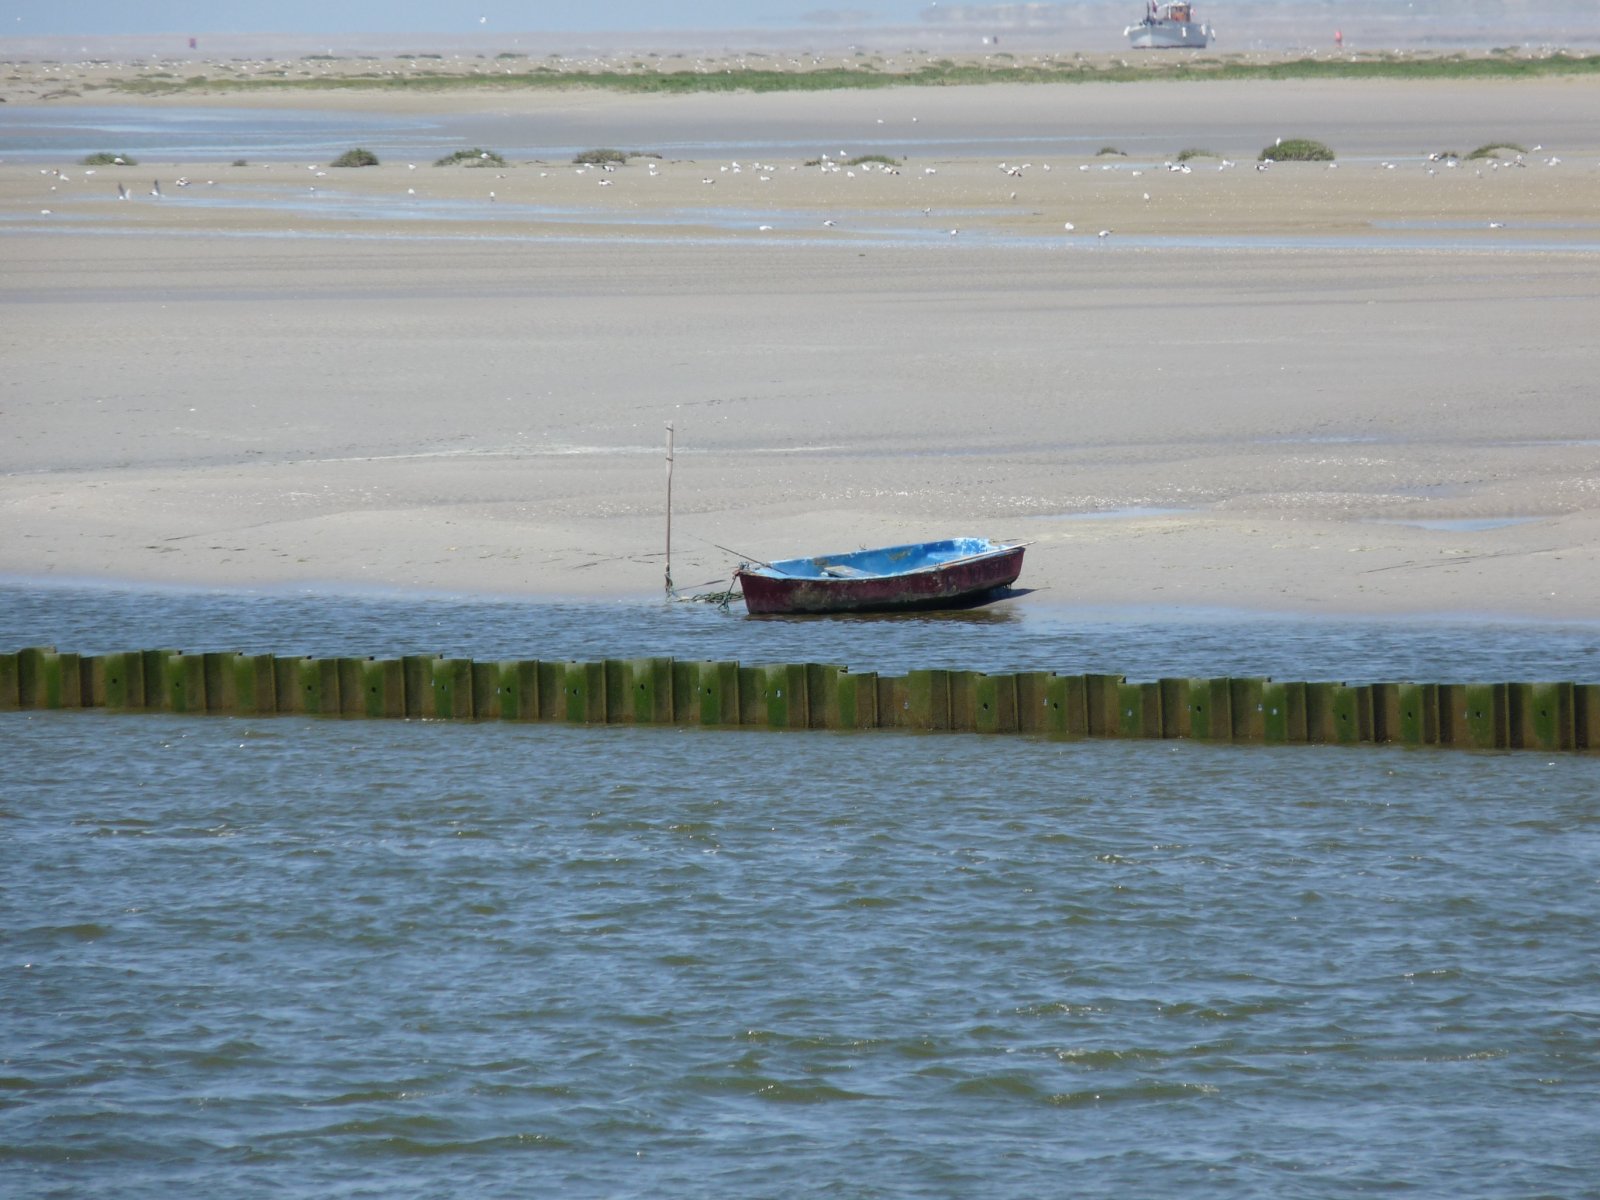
xmin=735 ymin=538 xmax=1025 ymax=615
xmin=1126 ymin=1 xmax=1213 ymax=48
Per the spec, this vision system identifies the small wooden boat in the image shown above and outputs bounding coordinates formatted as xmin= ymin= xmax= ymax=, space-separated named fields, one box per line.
xmin=735 ymin=538 xmax=1025 ymax=615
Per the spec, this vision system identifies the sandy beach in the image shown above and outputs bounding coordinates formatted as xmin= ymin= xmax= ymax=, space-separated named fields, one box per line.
xmin=3 ymin=71 xmax=1599 ymax=617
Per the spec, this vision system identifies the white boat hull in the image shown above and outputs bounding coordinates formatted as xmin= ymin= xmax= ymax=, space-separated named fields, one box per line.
xmin=1127 ymin=19 xmax=1211 ymax=48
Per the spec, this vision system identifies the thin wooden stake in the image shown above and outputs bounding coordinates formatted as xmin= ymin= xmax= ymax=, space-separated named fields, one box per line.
xmin=664 ymin=422 xmax=675 ymax=598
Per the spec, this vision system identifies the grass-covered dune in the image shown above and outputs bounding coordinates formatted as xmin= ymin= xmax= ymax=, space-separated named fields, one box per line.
xmin=100 ymin=51 xmax=1600 ymax=97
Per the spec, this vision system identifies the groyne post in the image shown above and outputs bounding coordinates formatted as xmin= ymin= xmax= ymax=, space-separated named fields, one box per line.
xmin=974 ymin=672 xmax=1019 ymax=735
xmin=907 ymin=669 xmax=951 ymax=731
xmin=1186 ymin=676 xmax=1230 ymax=741
xmin=1578 ymin=685 xmax=1600 ymax=750
xmin=203 ymin=652 xmax=235 ymax=713
xmin=1463 ymin=682 xmax=1508 ymax=750
xmin=603 ymin=660 xmax=633 ymax=724
xmin=809 ymin=663 xmax=844 ymax=730
xmin=401 ymin=655 xmax=436 ymax=719
xmin=15 ymin=646 xmax=53 ymax=710
xmin=1083 ymin=673 xmax=1119 ymax=737
xmin=1509 ymin=681 xmax=1567 ymax=751
xmin=1230 ymin=678 xmax=1265 ymax=742
xmin=1113 ymin=681 xmax=1152 ymax=739
xmin=695 ymin=660 xmax=740 ymax=726
xmin=166 ymin=651 xmax=206 ymax=714
xmin=336 ymin=657 xmax=367 ymax=718
xmin=363 ymin=658 xmax=406 ymax=719
xmin=878 ymin=674 xmax=911 ymax=729
xmin=141 ymin=650 xmax=174 ymax=709
xmin=105 ymin=651 xmax=145 ymax=710
xmin=1047 ymin=673 xmax=1084 ymax=737
xmin=1158 ymin=677 xmax=1190 ymax=739
xmin=837 ymin=668 xmax=878 ymax=729
xmin=498 ymin=660 xmax=535 ymax=721
xmin=0 ymin=650 xmax=19 ymax=711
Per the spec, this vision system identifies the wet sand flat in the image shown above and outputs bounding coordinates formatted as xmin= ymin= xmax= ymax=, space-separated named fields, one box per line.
xmin=3 ymin=77 xmax=1599 ymax=616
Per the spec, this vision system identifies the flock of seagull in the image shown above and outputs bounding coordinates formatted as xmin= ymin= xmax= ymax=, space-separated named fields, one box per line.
xmin=31 ymin=164 xmax=222 ymax=213
xmin=21 ymin=144 xmax=1574 ymax=237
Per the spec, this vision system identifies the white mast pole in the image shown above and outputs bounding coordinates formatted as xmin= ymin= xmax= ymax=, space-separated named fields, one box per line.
xmin=664 ymin=422 xmax=675 ymax=598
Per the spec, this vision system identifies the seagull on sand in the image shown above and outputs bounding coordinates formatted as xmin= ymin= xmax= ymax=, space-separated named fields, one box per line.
xmin=151 ymin=180 xmax=162 ymax=196
xmin=116 ymin=182 xmax=128 ymax=200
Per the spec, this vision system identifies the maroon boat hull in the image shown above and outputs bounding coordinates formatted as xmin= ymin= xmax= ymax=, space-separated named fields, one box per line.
xmin=737 ymin=546 xmax=1025 ymax=615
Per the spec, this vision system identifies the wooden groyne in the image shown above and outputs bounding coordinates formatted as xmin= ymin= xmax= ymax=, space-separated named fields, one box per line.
xmin=3 ymin=646 xmax=1597 ymax=752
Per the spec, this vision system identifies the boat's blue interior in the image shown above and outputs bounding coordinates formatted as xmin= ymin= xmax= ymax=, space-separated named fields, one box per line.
xmin=758 ymin=538 xmax=1004 ymax=579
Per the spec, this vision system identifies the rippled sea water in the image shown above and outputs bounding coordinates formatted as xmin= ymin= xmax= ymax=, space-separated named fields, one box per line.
xmin=4 ymin=585 xmax=1599 ymax=1199
xmin=4 ymin=581 xmax=1600 ymax=682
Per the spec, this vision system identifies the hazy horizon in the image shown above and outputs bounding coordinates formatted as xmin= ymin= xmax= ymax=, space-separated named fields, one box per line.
xmin=1 ymin=1 xmax=1591 ymax=58
xmin=14 ymin=1 xmax=929 ymax=37
xmin=5 ymin=0 xmax=1588 ymax=40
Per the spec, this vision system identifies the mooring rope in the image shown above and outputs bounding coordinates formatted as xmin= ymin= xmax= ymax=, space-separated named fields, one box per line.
xmin=680 ymin=570 xmax=743 ymax=613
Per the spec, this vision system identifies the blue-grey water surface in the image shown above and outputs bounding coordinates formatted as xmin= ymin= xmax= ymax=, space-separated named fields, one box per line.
xmin=0 ymin=103 xmax=1126 ymax=164
xmin=5 ymin=105 xmax=1577 ymax=172
xmin=4 ymin=584 xmax=1599 ymax=1199
xmin=4 ymin=580 xmax=1600 ymax=682
xmin=0 ymin=104 xmax=1368 ymax=165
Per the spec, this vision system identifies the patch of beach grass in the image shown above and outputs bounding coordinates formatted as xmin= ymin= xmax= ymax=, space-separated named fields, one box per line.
xmin=100 ymin=51 xmax=1600 ymax=99
xmin=80 ymin=151 xmax=136 ymax=165
xmin=330 ymin=147 xmax=380 ymax=167
xmin=1467 ymin=141 xmax=1528 ymax=159
xmin=804 ymin=153 xmax=902 ymax=167
xmin=434 ymin=147 xmax=507 ymax=167
xmin=1259 ymin=137 xmax=1335 ymax=161
xmin=1174 ymin=147 xmax=1216 ymax=161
